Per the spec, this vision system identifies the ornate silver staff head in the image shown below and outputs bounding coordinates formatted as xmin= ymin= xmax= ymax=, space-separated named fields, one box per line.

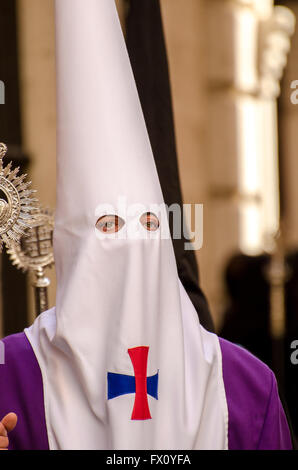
xmin=7 ymin=205 xmax=54 ymax=274
xmin=0 ymin=143 xmax=38 ymax=250
xmin=7 ymin=205 xmax=55 ymax=315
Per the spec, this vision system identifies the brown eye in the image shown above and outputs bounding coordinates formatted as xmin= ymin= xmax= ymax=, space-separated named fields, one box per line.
xmin=95 ymin=215 xmax=125 ymax=234
xmin=140 ymin=212 xmax=160 ymax=232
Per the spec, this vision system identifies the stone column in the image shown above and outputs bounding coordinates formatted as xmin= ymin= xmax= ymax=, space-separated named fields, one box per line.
xmin=203 ymin=0 xmax=294 ymax=326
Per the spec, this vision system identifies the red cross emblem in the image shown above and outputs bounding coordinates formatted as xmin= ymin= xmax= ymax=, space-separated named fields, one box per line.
xmin=107 ymin=346 xmax=159 ymax=420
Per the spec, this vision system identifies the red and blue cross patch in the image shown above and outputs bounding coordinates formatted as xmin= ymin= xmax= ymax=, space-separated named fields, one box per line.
xmin=107 ymin=346 xmax=158 ymax=420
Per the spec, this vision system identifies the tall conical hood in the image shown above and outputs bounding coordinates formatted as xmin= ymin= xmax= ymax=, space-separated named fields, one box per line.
xmin=25 ymin=0 xmax=228 ymax=450
xmin=55 ymin=0 xmax=163 ymax=217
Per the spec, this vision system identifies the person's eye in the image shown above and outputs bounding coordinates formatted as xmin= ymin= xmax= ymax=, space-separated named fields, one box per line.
xmin=140 ymin=212 xmax=160 ymax=232
xmin=146 ymin=221 xmax=158 ymax=230
xmin=95 ymin=215 xmax=125 ymax=234
xmin=105 ymin=221 xmax=115 ymax=230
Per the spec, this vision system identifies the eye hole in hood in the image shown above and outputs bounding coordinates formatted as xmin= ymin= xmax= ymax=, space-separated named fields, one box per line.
xmin=95 ymin=215 xmax=125 ymax=234
xmin=139 ymin=212 xmax=160 ymax=232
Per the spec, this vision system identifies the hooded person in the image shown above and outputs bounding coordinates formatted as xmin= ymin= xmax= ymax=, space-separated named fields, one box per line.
xmin=0 ymin=0 xmax=292 ymax=450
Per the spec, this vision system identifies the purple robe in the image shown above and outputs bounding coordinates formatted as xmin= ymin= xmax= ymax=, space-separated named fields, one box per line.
xmin=0 ymin=332 xmax=292 ymax=450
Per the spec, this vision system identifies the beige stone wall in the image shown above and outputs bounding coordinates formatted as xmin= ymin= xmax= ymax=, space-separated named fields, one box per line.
xmin=279 ymin=1 xmax=298 ymax=250
xmin=17 ymin=0 xmax=56 ymax=323
xmin=161 ymin=0 xmax=275 ymax=327
xmin=161 ymin=0 xmax=294 ymax=328
xmin=160 ymin=0 xmax=212 ymax=315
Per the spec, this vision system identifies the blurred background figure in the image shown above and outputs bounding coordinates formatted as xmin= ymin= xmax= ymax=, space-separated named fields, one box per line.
xmin=0 ymin=0 xmax=298 ymax=442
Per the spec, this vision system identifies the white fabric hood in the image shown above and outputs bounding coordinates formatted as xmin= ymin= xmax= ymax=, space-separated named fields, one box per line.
xmin=25 ymin=0 xmax=228 ymax=450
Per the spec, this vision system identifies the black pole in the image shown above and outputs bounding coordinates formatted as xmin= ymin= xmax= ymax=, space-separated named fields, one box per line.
xmin=125 ymin=0 xmax=214 ymax=331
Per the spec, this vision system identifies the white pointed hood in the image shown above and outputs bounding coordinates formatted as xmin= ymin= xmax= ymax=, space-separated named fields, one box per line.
xmin=25 ymin=0 xmax=228 ymax=450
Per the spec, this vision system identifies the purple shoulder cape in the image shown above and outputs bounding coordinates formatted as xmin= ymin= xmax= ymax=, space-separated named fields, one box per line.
xmin=0 ymin=332 xmax=49 ymax=450
xmin=219 ymin=338 xmax=292 ymax=450
xmin=0 ymin=332 xmax=292 ymax=450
